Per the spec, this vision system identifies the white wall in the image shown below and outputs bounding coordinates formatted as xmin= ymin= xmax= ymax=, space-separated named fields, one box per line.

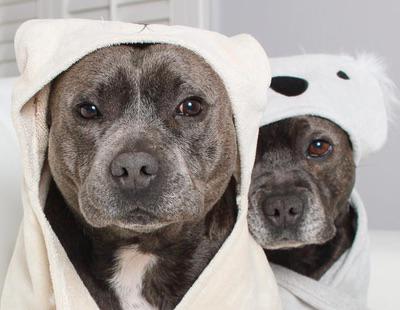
xmin=0 ymin=0 xmax=210 ymax=77
xmin=211 ymin=0 xmax=400 ymax=230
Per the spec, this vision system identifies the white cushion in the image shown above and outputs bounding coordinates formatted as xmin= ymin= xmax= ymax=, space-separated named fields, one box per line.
xmin=0 ymin=77 xmax=22 ymax=291
xmin=368 ymin=230 xmax=400 ymax=310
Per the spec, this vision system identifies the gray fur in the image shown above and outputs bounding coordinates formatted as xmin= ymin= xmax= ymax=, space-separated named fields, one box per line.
xmin=45 ymin=44 xmax=237 ymax=309
xmin=248 ymin=116 xmax=355 ymax=250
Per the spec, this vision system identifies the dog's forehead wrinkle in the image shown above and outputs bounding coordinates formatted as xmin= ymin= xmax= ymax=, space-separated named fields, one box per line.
xmin=140 ymin=44 xmax=225 ymax=104
xmin=69 ymin=45 xmax=138 ymax=81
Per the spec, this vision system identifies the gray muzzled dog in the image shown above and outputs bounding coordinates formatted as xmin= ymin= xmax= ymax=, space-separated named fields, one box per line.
xmin=246 ymin=53 xmax=395 ymax=308
xmin=248 ymin=114 xmax=357 ymax=279
xmin=45 ymin=44 xmax=238 ymax=309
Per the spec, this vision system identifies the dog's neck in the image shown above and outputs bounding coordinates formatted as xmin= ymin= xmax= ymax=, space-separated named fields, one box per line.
xmin=265 ymin=204 xmax=357 ymax=280
xmin=44 ymin=178 xmax=237 ymax=310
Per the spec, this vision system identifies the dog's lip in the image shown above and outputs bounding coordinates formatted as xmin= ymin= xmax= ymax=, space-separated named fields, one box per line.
xmin=116 ymin=207 xmax=173 ymax=227
xmin=113 ymin=210 xmax=171 ymax=233
xmin=265 ymin=238 xmax=307 ymax=250
xmin=125 ymin=208 xmax=156 ymax=221
xmin=265 ymin=229 xmax=336 ymax=250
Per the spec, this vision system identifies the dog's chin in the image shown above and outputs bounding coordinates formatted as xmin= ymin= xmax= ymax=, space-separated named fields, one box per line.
xmin=78 ymin=201 xmax=172 ymax=232
xmin=82 ymin=211 xmax=172 ymax=234
xmin=111 ymin=221 xmax=171 ymax=234
xmin=261 ymin=227 xmax=337 ymax=250
xmin=264 ymin=240 xmax=307 ymax=250
xmin=112 ymin=209 xmax=174 ymax=233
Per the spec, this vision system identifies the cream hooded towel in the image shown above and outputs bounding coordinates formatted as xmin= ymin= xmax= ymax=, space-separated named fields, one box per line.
xmin=1 ymin=19 xmax=281 ymax=310
xmin=261 ymin=54 xmax=396 ymax=310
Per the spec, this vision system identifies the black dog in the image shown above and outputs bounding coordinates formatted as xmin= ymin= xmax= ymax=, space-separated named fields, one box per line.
xmin=45 ymin=44 xmax=237 ymax=309
xmin=248 ymin=115 xmax=357 ymax=279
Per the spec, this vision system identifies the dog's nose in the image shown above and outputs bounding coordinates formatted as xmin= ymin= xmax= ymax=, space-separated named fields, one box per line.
xmin=263 ymin=196 xmax=304 ymax=227
xmin=110 ymin=152 xmax=159 ymax=190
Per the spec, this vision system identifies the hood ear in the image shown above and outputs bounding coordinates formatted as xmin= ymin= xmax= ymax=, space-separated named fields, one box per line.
xmin=270 ymin=76 xmax=308 ymax=97
xmin=353 ymin=53 xmax=399 ymax=124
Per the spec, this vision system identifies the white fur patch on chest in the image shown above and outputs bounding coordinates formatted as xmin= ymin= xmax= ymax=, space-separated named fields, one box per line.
xmin=109 ymin=245 xmax=157 ymax=310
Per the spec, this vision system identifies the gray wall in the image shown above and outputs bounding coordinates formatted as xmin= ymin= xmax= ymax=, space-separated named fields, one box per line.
xmin=211 ymin=0 xmax=400 ymax=230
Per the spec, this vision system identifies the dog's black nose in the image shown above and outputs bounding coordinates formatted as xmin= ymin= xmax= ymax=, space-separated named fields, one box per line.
xmin=110 ymin=152 xmax=159 ymax=190
xmin=263 ymin=196 xmax=304 ymax=227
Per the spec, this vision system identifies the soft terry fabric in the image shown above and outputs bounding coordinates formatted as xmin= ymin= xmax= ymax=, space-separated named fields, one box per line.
xmin=272 ymin=191 xmax=369 ymax=310
xmin=261 ymin=54 xmax=395 ymax=163
xmin=0 ymin=19 xmax=281 ymax=310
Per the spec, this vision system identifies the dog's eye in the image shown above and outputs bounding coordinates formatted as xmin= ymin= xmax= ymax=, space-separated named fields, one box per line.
xmin=307 ymin=140 xmax=333 ymax=158
xmin=78 ymin=103 xmax=101 ymax=119
xmin=176 ymin=98 xmax=202 ymax=117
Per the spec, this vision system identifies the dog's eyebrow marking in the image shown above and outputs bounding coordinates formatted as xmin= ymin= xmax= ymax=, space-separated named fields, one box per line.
xmin=337 ymin=70 xmax=350 ymax=80
xmin=270 ymin=76 xmax=308 ymax=97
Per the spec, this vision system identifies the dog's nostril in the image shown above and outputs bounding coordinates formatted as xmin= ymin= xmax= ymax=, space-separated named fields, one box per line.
xmin=111 ymin=165 xmax=129 ymax=178
xmin=289 ymin=207 xmax=297 ymax=216
xmin=121 ymin=168 xmax=129 ymax=177
xmin=273 ymin=208 xmax=280 ymax=217
xmin=140 ymin=165 xmax=154 ymax=176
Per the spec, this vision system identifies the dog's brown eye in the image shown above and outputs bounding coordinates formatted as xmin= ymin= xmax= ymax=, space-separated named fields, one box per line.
xmin=307 ymin=140 xmax=333 ymax=158
xmin=176 ymin=98 xmax=202 ymax=117
xmin=78 ymin=103 xmax=101 ymax=119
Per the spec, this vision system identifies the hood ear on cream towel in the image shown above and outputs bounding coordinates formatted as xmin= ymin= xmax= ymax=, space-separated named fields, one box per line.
xmin=261 ymin=54 xmax=398 ymax=310
xmin=0 ymin=19 xmax=281 ymax=310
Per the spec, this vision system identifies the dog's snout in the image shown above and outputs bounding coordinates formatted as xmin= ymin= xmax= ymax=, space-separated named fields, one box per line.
xmin=263 ymin=195 xmax=304 ymax=228
xmin=110 ymin=152 xmax=159 ymax=190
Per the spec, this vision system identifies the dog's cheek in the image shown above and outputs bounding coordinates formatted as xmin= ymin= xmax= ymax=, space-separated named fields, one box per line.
xmin=203 ymin=121 xmax=237 ymax=205
xmin=142 ymin=145 xmax=204 ymax=220
xmin=247 ymin=208 xmax=272 ymax=248
xmin=48 ymin=130 xmax=82 ymax=208
xmin=78 ymin=186 xmax=114 ymax=228
xmin=323 ymin=156 xmax=355 ymax=221
xmin=300 ymin=202 xmax=335 ymax=244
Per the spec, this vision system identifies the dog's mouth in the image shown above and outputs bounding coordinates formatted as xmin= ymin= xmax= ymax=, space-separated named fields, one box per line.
xmin=265 ymin=232 xmax=336 ymax=250
xmin=258 ymin=222 xmax=337 ymax=250
xmin=263 ymin=232 xmax=329 ymax=250
xmin=261 ymin=231 xmax=309 ymax=250
xmin=116 ymin=208 xmax=176 ymax=231
xmin=112 ymin=211 xmax=172 ymax=233
xmin=124 ymin=208 xmax=157 ymax=224
xmin=80 ymin=202 xmax=174 ymax=232
xmin=78 ymin=176 xmax=203 ymax=232
xmin=266 ymin=239 xmax=307 ymax=250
